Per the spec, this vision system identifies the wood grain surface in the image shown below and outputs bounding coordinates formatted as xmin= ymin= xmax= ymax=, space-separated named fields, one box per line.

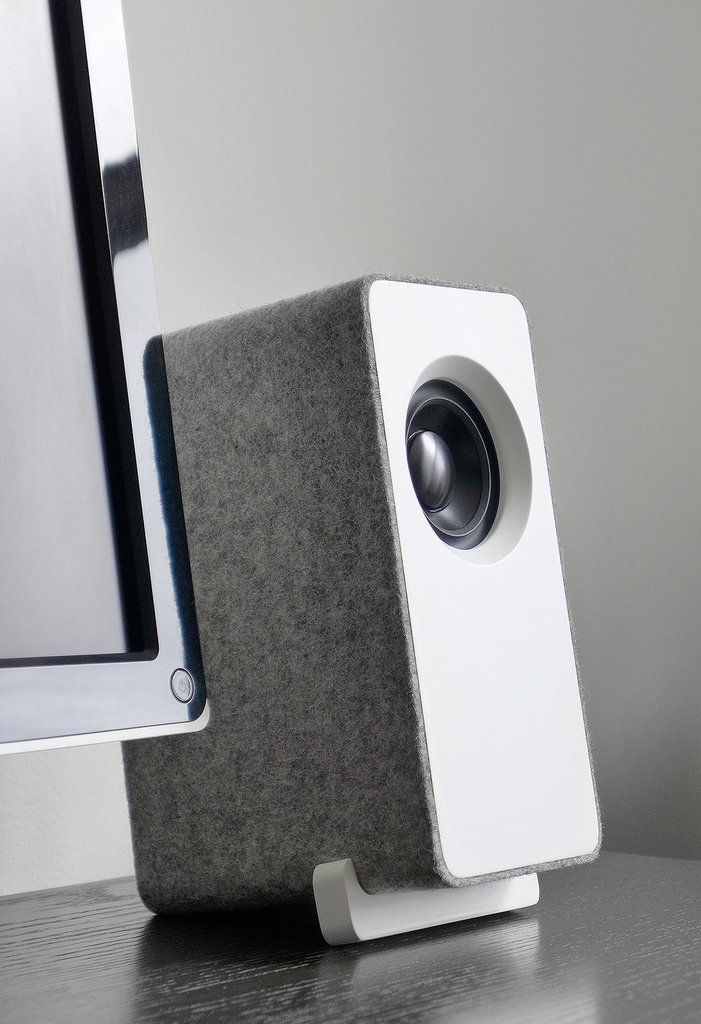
xmin=1 ymin=852 xmax=699 ymax=1023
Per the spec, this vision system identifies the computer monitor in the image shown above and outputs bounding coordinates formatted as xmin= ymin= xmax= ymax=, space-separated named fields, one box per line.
xmin=0 ymin=0 xmax=207 ymax=751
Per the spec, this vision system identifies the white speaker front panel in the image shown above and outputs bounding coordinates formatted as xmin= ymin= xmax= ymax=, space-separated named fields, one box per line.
xmin=368 ymin=280 xmax=599 ymax=880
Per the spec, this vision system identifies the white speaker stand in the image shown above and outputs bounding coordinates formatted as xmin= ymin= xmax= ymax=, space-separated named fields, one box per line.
xmin=312 ymin=859 xmax=540 ymax=945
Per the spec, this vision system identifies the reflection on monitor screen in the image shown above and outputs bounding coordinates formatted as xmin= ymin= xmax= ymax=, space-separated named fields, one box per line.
xmin=1 ymin=2 xmax=127 ymax=660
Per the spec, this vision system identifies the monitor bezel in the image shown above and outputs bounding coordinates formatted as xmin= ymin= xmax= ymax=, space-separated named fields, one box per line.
xmin=0 ymin=0 xmax=207 ymax=749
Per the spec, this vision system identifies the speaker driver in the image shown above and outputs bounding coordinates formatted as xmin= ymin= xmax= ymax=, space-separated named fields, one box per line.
xmin=406 ymin=379 xmax=500 ymax=549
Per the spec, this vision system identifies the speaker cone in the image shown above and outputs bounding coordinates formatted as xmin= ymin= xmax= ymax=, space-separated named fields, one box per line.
xmin=406 ymin=379 xmax=500 ymax=549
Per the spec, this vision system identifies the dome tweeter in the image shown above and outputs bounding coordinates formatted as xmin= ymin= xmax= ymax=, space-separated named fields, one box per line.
xmin=406 ymin=379 xmax=500 ymax=548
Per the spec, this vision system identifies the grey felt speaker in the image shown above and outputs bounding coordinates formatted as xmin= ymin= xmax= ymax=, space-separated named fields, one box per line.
xmin=123 ymin=275 xmax=600 ymax=913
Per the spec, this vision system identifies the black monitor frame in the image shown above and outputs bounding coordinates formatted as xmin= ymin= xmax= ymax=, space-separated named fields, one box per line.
xmin=0 ymin=0 xmax=207 ymax=748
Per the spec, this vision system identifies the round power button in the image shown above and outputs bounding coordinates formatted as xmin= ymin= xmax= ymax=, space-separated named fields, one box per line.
xmin=170 ymin=668 xmax=195 ymax=703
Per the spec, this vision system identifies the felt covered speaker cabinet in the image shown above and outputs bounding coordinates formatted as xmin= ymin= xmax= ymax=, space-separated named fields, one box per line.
xmin=123 ymin=276 xmax=600 ymax=940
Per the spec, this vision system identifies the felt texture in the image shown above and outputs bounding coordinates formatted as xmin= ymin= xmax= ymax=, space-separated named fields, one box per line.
xmin=123 ymin=276 xmax=599 ymax=913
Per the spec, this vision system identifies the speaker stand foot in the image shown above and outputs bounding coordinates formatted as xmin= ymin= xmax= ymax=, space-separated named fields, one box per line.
xmin=312 ymin=859 xmax=539 ymax=945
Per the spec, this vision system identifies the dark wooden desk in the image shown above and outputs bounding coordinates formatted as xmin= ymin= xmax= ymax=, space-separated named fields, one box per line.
xmin=1 ymin=852 xmax=699 ymax=1023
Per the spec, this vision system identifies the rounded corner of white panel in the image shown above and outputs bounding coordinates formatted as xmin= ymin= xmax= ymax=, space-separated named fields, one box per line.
xmin=582 ymin=807 xmax=604 ymax=859
xmin=499 ymin=289 xmax=529 ymax=319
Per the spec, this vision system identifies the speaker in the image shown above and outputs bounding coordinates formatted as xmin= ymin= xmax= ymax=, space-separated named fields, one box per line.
xmin=123 ymin=276 xmax=600 ymax=923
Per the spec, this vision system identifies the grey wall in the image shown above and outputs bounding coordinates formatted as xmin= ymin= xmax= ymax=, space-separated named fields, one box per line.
xmin=1 ymin=0 xmax=699 ymax=896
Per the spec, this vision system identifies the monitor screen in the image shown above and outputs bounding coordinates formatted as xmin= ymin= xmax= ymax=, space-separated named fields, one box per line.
xmin=0 ymin=0 xmax=205 ymax=750
xmin=0 ymin=0 xmax=129 ymax=661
